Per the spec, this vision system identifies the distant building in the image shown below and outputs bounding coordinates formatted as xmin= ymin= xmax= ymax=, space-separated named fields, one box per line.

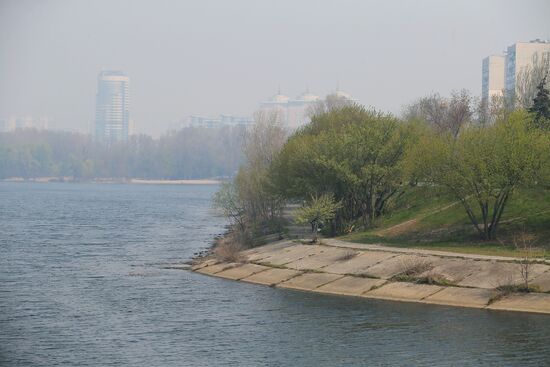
xmin=259 ymin=90 xmax=291 ymax=126
xmin=95 ymin=70 xmax=130 ymax=143
xmin=482 ymin=55 xmax=506 ymax=102
xmin=183 ymin=88 xmax=354 ymax=131
xmin=287 ymin=90 xmax=321 ymax=130
xmin=0 ymin=116 xmax=50 ymax=132
xmin=185 ymin=114 xmax=253 ymax=128
xmin=505 ymin=40 xmax=550 ymax=95
xmin=260 ymin=88 xmax=354 ymax=130
xmin=128 ymin=118 xmax=136 ymax=136
xmin=482 ymin=40 xmax=550 ymax=103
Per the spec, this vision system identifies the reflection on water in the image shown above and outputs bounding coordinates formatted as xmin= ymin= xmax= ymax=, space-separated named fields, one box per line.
xmin=1 ymin=182 xmax=550 ymax=366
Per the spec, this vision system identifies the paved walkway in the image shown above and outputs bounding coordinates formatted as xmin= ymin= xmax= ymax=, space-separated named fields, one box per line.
xmin=192 ymin=239 xmax=550 ymax=315
xmin=323 ymin=238 xmax=550 ymax=263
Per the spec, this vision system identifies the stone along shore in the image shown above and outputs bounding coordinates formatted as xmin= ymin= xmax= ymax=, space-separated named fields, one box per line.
xmin=192 ymin=239 xmax=550 ymax=315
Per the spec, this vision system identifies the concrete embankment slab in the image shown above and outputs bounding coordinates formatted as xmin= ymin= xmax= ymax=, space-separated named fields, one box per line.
xmin=242 ymin=268 xmax=303 ymax=286
xmin=458 ymin=262 xmax=549 ymax=289
xmin=284 ymin=247 xmax=358 ymax=271
xmin=423 ymin=287 xmax=494 ymax=308
xmin=242 ymin=241 xmax=295 ymax=262
xmin=487 ymin=293 xmax=550 ymax=314
xmin=316 ymin=276 xmax=386 ymax=297
xmin=361 ymin=254 xmax=440 ymax=279
xmin=195 ymin=262 xmax=238 ymax=275
xmin=324 ymin=238 xmax=549 ymax=263
xmin=257 ymin=244 xmax=324 ymax=266
xmin=419 ymin=258 xmax=484 ymax=284
xmin=277 ymin=273 xmax=344 ymax=291
xmin=364 ymin=282 xmax=443 ymax=302
xmin=214 ymin=263 xmax=270 ymax=280
xmin=321 ymin=251 xmax=397 ymax=275
xmin=191 ymin=258 xmax=218 ymax=271
xmin=532 ymin=270 xmax=550 ymax=292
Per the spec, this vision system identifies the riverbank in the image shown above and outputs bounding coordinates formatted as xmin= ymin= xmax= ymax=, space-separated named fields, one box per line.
xmin=192 ymin=239 xmax=550 ymax=315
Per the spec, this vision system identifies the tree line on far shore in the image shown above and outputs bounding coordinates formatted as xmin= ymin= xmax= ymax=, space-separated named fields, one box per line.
xmin=215 ymin=81 xmax=550 ymax=244
xmin=0 ymin=126 xmax=245 ymax=180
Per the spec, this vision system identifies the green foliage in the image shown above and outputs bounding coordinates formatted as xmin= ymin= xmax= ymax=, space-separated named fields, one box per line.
xmin=407 ymin=110 xmax=550 ymax=240
xmin=295 ymin=194 xmax=342 ymax=241
xmin=272 ymin=105 xmax=416 ymax=233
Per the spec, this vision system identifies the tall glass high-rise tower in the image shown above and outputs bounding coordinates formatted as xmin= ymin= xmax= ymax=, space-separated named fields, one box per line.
xmin=95 ymin=70 xmax=130 ymax=143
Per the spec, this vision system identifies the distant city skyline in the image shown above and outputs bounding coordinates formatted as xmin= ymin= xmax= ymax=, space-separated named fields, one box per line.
xmin=1 ymin=0 xmax=549 ymax=136
xmin=185 ymin=88 xmax=355 ymax=130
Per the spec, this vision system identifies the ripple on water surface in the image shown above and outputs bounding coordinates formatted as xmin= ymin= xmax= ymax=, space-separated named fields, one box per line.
xmin=1 ymin=182 xmax=550 ymax=367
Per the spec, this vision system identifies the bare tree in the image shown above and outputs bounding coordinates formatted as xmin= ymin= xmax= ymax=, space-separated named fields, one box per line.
xmin=243 ymin=110 xmax=288 ymax=168
xmin=475 ymin=93 xmax=515 ymax=126
xmin=403 ymin=90 xmax=472 ymax=137
xmin=236 ymin=109 xmax=288 ymax=226
xmin=515 ymin=52 xmax=550 ymax=109
xmin=307 ymin=93 xmax=355 ymax=118
xmin=514 ymin=232 xmax=539 ymax=291
xmin=446 ymin=90 xmax=473 ymax=136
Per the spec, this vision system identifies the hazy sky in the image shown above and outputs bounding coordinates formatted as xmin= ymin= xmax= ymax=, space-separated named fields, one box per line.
xmin=1 ymin=0 xmax=549 ymax=136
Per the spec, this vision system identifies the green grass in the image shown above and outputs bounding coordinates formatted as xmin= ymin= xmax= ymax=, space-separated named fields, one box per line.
xmin=340 ymin=187 xmax=550 ymax=258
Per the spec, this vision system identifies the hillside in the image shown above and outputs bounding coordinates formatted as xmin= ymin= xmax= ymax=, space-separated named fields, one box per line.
xmin=340 ymin=187 xmax=550 ymax=258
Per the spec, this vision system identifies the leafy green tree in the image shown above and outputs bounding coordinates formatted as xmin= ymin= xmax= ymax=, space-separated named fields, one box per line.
xmin=272 ymin=105 xmax=415 ymax=232
xmin=295 ymin=194 xmax=342 ymax=243
xmin=408 ymin=110 xmax=549 ymax=240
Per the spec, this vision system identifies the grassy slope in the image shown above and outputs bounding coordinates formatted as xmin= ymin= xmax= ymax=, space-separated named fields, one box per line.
xmin=340 ymin=186 xmax=550 ymax=258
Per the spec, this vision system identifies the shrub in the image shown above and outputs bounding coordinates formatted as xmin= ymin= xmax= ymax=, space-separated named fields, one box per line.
xmin=213 ymin=235 xmax=246 ymax=263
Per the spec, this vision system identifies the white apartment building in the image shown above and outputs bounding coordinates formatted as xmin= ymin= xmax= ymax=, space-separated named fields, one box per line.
xmin=482 ymin=55 xmax=506 ymax=101
xmin=482 ymin=40 xmax=550 ymax=102
xmin=505 ymin=40 xmax=550 ymax=94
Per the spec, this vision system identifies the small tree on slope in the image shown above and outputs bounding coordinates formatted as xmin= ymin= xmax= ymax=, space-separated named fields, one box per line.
xmin=408 ymin=110 xmax=549 ymax=240
xmin=295 ymin=194 xmax=342 ymax=243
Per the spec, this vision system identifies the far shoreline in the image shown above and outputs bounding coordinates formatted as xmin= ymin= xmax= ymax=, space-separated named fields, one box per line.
xmin=1 ymin=177 xmax=223 ymax=185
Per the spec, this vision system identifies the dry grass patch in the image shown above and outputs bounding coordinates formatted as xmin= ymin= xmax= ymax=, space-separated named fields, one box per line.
xmin=390 ymin=257 xmax=454 ymax=286
xmin=399 ymin=258 xmax=434 ymax=277
xmin=489 ymin=284 xmax=542 ymax=304
xmin=414 ymin=272 xmax=455 ymax=286
xmin=213 ymin=235 xmax=246 ymax=263
xmin=335 ymin=250 xmax=358 ymax=262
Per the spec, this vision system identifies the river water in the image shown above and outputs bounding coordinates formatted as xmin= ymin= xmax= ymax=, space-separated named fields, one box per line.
xmin=1 ymin=182 xmax=550 ymax=366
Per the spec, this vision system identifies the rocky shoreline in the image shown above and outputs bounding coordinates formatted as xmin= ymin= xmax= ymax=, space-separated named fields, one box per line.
xmin=192 ymin=239 xmax=550 ymax=315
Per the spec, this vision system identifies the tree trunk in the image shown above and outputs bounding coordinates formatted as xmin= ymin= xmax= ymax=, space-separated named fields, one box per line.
xmin=312 ymin=222 xmax=318 ymax=243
